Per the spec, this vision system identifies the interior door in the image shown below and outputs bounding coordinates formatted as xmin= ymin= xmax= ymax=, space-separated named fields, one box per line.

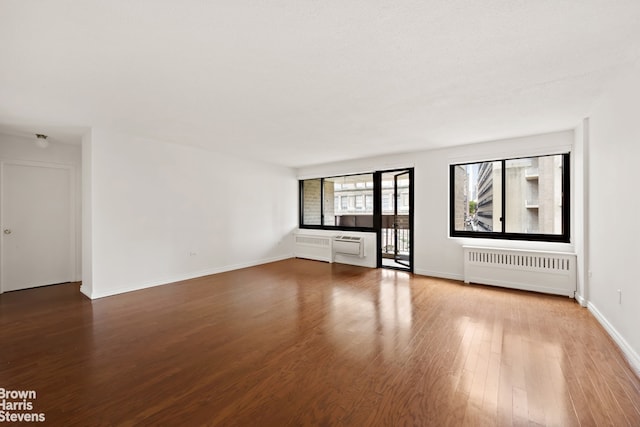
xmin=1 ymin=162 xmax=73 ymax=292
xmin=393 ymin=170 xmax=411 ymax=268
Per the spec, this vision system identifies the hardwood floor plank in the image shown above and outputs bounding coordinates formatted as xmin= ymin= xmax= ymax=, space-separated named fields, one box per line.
xmin=1 ymin=258 xmax=639 ymax=426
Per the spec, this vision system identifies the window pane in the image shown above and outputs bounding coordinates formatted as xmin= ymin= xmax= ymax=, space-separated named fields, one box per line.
xmin=301 ymin=179 xmax=321 ymax=225
xmin=382 ymin=194 xmax=391 ymax=212
xmin=322 ymin=180 xmax=336 ymax=226
xmin=505 ymin=155 xmax=563 ymax=234
xmin=453 ymin=161 xmax=502 ymax=232
xmin=325 ymin=174 xmax=374 ymax=228
xmin=365 ymin=194 xmax=373 ymax=209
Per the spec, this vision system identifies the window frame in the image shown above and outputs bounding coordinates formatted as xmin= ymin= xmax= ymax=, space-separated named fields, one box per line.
xmin=449 ymin=153 xmax=570 ymax=243
xmin=299 ymin=172 xmax=376 ymax=232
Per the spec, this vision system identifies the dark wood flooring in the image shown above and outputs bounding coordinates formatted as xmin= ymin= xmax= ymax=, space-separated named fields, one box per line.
xmin=1 ymin=258 xmax=639 ymax=426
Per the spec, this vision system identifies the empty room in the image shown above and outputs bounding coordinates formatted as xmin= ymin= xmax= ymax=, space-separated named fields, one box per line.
xmin=1 ymin=1 xmax=639 ymax=425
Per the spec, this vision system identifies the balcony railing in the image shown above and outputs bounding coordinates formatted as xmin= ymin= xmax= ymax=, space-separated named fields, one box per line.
xmin=381 ymin=228 xmax=410 ymax=257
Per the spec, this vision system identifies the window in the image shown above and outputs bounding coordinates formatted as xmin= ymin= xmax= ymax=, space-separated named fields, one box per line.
xmin=365 ymin=194 xmax=373 ymax=210
xmin=382 ymin=194 xmax=391 ymax=212
xmin=340 ymin=196 xmax=348 ymax=210
xmin=300 ymin=173 xmax=374 ymax=230
xmin=450 ymin=153 xmax=569 ymax=242
xmin=401 ymin=192 xmax=409 ymax=208
xmin=301 ymin=179 xmax=322 ymax=225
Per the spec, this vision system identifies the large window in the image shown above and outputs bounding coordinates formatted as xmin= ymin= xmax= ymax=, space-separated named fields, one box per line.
xmin=450 ymin=153 xmax=570 ymax=242
xmin=300 ymin=173 xmax=375 ymax=230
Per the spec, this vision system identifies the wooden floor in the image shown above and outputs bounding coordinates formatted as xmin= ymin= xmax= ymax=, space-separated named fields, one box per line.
xmin=1 ymin=259 xmax=639 ymax=426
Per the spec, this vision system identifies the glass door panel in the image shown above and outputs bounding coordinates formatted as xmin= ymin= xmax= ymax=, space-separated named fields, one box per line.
xmin=380 ymin=169 xmax=412 ymax=271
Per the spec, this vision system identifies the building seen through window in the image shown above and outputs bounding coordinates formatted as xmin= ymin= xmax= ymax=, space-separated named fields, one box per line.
xmin=300 ymin=173 xmax=410 ymax=229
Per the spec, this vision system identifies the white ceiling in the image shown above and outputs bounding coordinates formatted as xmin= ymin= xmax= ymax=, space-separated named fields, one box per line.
xmin=1 ymin=1 xmax=639 ymax=167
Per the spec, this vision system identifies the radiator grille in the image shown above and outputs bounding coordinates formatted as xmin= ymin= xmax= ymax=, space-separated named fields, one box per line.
xmin=295 ymin=236 xmax=331 ymax=247
xmin=294 ymin=234 xmax=332 ymax=262
xmin=467 ymin=251 xmax=572 ymax=271
xmin=463 ymin=246 xmax=576 ymax=297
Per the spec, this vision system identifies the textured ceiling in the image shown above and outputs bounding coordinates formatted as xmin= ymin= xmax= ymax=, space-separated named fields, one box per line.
xmin=1 ymin=1 xmax=639 ymax=167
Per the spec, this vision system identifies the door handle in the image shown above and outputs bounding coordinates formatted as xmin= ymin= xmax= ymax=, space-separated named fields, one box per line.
xmin=3 ymin=229 xmax=11 ymax=235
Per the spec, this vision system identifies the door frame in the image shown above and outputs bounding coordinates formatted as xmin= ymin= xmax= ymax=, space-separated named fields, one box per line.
xmin=393 ymin=170 xmax=410 ymax=267
xmin=0 ymin=160 xmax=78 ymax=294
xmin=376 ymin=167 xmax=414 ymax=273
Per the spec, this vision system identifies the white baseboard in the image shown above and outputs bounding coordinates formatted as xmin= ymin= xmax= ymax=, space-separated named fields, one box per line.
xmin=86 ymin=254 xmax=294 ymax=300
xmin=80 ymin=284 xmax=92 ymax=299
xmin=574 ymin=293 xmax=587 ymax=307
xmin=413 ymin=269 xmax=464 ymax=282
xmin=587 ymin=301 xmax=640 ymax=378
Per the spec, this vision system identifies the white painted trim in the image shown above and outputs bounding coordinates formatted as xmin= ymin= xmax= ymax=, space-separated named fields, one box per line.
xmin=446 ymin=138 xmax=573 ymax=165
xmin=587 ymin=301 xmax=640 ymax=378
xmin=448 ymin=145 xmax=573 ymax=165
xmin=297 ymin=162 xmax=416 ymax=180
xmin=413 ymin=268 xmax=464 ymax=282
xmin=581 ymin=117 xmax=591 ymax=306
xmin=0 ymin=162 xmax=2 ymax=295
xmin=79 ymin=284 xmax=92 ymax=299
xmin=464 ymin=277 xmax=575 ymax=298
xmin=0 ymin=159 xmax=77 ymax=294
xmin=574 ymin=293 xmax=587 ymax=307
xmin=83 ymin=254 xmax=294 ymax=299
xmin=298 ymin=170 xmax=372 ymax=180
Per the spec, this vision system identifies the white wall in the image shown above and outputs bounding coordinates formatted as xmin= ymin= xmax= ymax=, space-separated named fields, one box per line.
xmin=0 ymin=133 xmax=82 ymax=283
xmin=573 ymin=119 xmax=589 ymax=306
xmin=587 ymin=60 xmax=640 ymax=374
xmin=298 ymin=130 xmax=575 ymax=279
xmin=82 ymin=128 xmax=298 ymax=299
xmin=81 ymin=130 xmax=94 ymax=296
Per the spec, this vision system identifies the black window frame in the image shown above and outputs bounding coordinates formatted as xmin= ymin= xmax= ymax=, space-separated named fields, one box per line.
xmin=449 ymin=153 xmax=570 ymax=243
xmin=299 ymin=172 xmax=376 ymax=232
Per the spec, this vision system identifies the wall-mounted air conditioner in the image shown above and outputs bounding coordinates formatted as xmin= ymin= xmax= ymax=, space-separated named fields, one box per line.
xmin=333 ymin=236 xmax=364 ymax=258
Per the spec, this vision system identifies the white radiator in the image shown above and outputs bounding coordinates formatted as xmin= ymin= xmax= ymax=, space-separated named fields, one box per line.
xmin=294 ymin=234 xmax=333 ymax=263
xmin=463 ymin=246 xmax=576 ymax=297
xmin=333 ymin=236 xmax=364 ymax=257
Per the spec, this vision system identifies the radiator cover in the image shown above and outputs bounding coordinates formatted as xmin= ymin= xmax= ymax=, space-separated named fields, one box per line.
xmin=294 ymin=234 xmax=333 ymax=263
xmin=463 ymin=246 xmax=577 ymax=297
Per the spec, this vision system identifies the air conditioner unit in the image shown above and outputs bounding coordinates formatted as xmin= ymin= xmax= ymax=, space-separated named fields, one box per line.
xmin=333 ymin=236 xmax=364 ymax=257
